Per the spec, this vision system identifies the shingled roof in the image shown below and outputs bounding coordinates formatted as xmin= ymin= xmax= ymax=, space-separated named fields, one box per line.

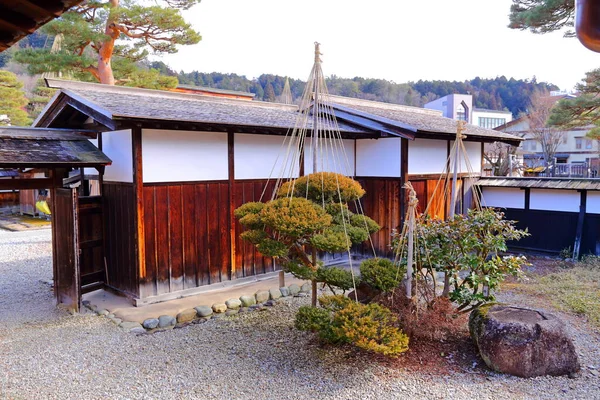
xmin=476 ymin=176 xmax=600 ymax=191
xmin=0 ymin=127 xmax=111 ymax=168
xmin=41 ymin=79 xmax=366 ymax=135
xmin=39 ymin=79 xmax=522 ymax=145
xmin=327 ymin=95 xmax=522 ymax=145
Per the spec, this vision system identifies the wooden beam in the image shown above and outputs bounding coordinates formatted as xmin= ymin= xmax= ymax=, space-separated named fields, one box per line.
xmin=0 ymin=178 xmax=54 ymax=190
xmin=573 ymin=190 xmax=587 ymax=260
xmin=132 ymin=126 xmax=145 ymax=292
xmin=228 ymin=131 xmax=236 ymax=279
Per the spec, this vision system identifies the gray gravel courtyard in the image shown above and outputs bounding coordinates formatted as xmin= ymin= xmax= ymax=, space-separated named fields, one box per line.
xmin=1 ymin=228 xmax=599 ymax=400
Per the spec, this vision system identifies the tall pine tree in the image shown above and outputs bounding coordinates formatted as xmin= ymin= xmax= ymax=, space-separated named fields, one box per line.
xmin=0 ymin=71 xmax=31 ymax=126
xmin=13 ymin=0 xmax=201 ymax=87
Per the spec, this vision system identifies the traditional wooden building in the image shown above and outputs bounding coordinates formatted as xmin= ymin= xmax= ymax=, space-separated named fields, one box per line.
xmin=36 ymin=79 xmax=520 ymax=305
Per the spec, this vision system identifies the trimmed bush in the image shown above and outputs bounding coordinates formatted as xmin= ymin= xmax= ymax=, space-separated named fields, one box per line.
xmin=360 ymin=258 xmax=405 ymax=293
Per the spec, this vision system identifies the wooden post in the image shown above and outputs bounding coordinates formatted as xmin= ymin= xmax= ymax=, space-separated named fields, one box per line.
xmin=573 ymin=190 xmax=587 ymax=260
xmin=228 ymin=131 xmax=237 ymax=280
xmin=132 ymin=126 xmax=145 ymax=297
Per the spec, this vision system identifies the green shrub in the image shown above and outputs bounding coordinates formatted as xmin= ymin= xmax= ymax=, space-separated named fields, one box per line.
xmin=316 ymin=266 xmax=357 ymax=293
xmin=296 ymin=295 xmax=409 ymax=357
xmin=360 ymin=258 xmax=404 ymax=293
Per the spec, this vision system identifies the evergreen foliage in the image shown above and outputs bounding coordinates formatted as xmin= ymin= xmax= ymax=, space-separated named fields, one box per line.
xmin=12 ymin=0 xmax=200 ymax=87
xmin=27 ymin=78 xmax=57 ymax=121
xmin=359 ymin=258 xmax=405 ymax=294
xmin=0 ymin=71 xmax=31 ymax=126
xmin=508 ymin=0 xmax=575 ymax=37
xmin=175 ymin=70 xmax=557 ymax=117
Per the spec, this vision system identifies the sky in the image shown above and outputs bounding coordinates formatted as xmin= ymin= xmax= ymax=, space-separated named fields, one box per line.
xmin=162 ymin=0 xmax=600 ymax=91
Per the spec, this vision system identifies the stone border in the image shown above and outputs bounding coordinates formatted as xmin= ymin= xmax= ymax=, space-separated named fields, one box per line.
xmin=83 ymin=282 xmax=312 ymax=334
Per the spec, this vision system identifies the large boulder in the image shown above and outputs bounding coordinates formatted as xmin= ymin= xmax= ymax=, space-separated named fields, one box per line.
xmin=469 ymin=305 xmax=580 ymax=377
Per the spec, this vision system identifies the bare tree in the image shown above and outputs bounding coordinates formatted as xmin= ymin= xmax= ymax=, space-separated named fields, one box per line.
xmin=527 ymin=91 xmax=566 ymax=176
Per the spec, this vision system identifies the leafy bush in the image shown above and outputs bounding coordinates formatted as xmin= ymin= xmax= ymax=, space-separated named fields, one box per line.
xmin=296 ymin=295 xmax=410 ymax=357
xmin=278 ymin=172 xmax=365 ymax=203
xmin=360 ymin=258 xmax=405 ymax=293
xmin=316 ymin=266 xmax=356 ymax=293
xmin=393 ymin=208 xmax=529 ymax=312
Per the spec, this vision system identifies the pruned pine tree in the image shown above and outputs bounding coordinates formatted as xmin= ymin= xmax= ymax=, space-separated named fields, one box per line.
xmin=0 ymin=71 xmax=31 ymax=126
xmin=508 ymin=0 xmax=575 ymax=37
xmin=13 ymin=0 xmax=201 ymax=88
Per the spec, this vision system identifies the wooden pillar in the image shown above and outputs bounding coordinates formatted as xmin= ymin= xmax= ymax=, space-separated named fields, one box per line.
xmin=573 ymin=190 xmax=587 ymax=260
xmin=50 ymin=168 xmax=68 ymax=301
xmin=98 ymin=132 xmax=104 ymax=196
xmin=132 ymin=126 xmax=144 ymax=297
xmin=399 ymin=138 xmax=409 ymax=226
xmin=228 ymin=131 xmax=236 ymax=280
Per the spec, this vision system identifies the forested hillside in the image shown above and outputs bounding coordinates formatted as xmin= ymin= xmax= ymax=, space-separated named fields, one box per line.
xmin=173 ymin=64 xmax=558 ymax=117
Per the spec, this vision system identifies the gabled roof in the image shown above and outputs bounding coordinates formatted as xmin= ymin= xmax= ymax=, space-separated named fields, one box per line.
xmin=38 ymin=79 xmax=522 ymax=145
xmin=40 ymin=79 xmax=367 ymax=136
xmin=0 ymin=0 xmax=84 ymax=52
xmin=327 ymin=95 xmax=522 ymax=145
xmin=0 ymin=127 xmax=111 ymax=168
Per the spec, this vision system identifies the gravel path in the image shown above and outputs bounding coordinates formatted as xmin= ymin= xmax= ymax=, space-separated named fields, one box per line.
xmin=1 ymin=229 xmax=599 ymax=399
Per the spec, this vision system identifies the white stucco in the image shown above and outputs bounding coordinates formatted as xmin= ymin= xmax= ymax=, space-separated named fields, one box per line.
xmin=449 ymin=140 xmax=482 ymax=173
xmin=355 ymin=138 xmax=401 ymax=177
xmin=102 ymin=129 xmax=133 ymax=183
xmin=586 ymin=192 xmax=600 ymax=214
xmin=142 ymin=129 xmax=228 ymax=183
xmin=530 ymin=189 xmax=580 ymax=213
xmin=408 ymin=139 xmax=448 ymax=174
xmin=84 ymin=138 xmax=100 ymax=176
xmin=304 ymin=138 xmax=355 ymax=176
xmin=481 ymin=187 xmax=524 ymax=209
xmin=234 ymin=133 xmax=299 ymax=179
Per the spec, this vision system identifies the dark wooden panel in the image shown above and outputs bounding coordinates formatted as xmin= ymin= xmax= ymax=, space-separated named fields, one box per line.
xmin=154 ymin=185 xmax=170 ymax=295
xmin=182 ymin=185 xmax=198 ymax=288
xmin=219 ymin=183 xmax=230 ymax=281
xmin=77 ymin=196 xmax=103 ymax=287
xmin=168 ymin=185 xmax=184 ymax=292
xmin=195 ymin=184 xmax=210 ymax=286
xmin=141 ymin=186 xmax=157 ymax=298
xmin=102 ymin=182 xmax=137 ymax=297
xmin=52 ymin=188 xmax=80 ymax=312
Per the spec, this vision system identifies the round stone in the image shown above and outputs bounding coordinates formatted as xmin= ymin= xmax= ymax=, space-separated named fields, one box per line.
xmin=269 ymin=288 xmax=282 ymax=300
xmin=225 ymin=298 xmax=242 ymax=310
xmin=176 ymin=309 xmax=197 ymax=324
xmin=288 ymin=284 xmax=301 ymax=296
xmin=225 ymin=309 xmax=239 ymax=316
xmin=240 ymin=295 xmax=256 ymax=307
xmin=120 ymin=321 xmax=143 ymax=331
xmin=279 ymin=287 xmax=290 ymax=297
xmin=158 ymin=315 xmax=176 ymax=328
xmin=142 ymin=318 xmax=159 ymax=330
xmin=255 ymin=290 xmax=270 ymax=303
xmin=195 ymin=305 xmax=213 ymax=317
xmin=212 ymin=303 xmax=228 ymax=313
xmin=300 ymin=282 xmax=311 ymax=293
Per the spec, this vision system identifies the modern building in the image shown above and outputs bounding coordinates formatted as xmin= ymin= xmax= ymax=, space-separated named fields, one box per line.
xmin=425 ymin=94 xmax=513 ymax=129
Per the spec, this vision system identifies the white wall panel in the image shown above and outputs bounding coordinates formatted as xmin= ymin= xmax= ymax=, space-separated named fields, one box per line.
xmin=481 ymin=187 xmax=524 ymax=209
xmin=586 ymin=192 xmax=600 ymax=214
xmin=530 ymin=189 xmax=580 ymax=213
xmin=355 ymin=138 xmax=401 ymax=177
xmin=234 ymin=134 xmax=299 ymax=179
xmin=449 ymin=141 xmax=482 ymax=173
xmin=142 ymin=129 xmax=228 ymax=183
xmin=102 ymin=129 xmax=133 ymax=183
xmin=408 ymin=139 xmax=447 ymax=174
xmin=84 ymin=138 xmax=100 ymax=176
xmin=304 ymin=138 xmax=355 ymax=176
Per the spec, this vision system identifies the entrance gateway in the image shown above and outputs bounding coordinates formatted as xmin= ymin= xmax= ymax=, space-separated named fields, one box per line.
xmin=0 ymin=127 xmax=111 ymax=312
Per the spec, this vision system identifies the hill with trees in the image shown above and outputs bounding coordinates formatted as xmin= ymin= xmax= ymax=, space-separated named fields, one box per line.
xmin=173 ymin=64 xmax=558 ymax=117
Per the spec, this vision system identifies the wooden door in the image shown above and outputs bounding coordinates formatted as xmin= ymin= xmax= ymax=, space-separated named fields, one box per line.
xmin=52 ymin=188 xmax=81 ymax=312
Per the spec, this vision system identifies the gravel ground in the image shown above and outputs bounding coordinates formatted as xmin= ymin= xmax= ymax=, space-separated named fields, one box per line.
xmin=1 ymin=229 xmax=599 ymax=400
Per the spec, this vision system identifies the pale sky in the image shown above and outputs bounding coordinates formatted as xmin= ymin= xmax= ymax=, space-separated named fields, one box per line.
xmin=162 ymin=0 xmax=600 ymax=91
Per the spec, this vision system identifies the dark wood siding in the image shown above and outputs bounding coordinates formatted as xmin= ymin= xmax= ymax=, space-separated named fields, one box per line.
xmin=103 ymin=182 xmax=137 ymax=297
xmin=78 ymin=196 xmax=105 ymax=293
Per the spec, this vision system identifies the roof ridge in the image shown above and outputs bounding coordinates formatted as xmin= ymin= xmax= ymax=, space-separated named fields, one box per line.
xmin=326 ymin=94 xmax=443 ymax=116
xmin=45 ymin=78 xmax=298 ymax=111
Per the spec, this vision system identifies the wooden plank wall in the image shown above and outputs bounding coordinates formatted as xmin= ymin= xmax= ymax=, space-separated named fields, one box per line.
xmin=0 ymin=191 xmax=18 ymax=212
xmin=232 ymin=180 xmax=277 ymax=278
xmin=78 ymin=196 xmax=105 ymax=293
xmin=103 ymin=182 xmax=137 ymax=297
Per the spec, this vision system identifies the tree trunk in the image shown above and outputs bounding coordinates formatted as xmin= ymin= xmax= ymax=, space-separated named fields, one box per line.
xmin=97 ymin=0 xmax=120 ymax=85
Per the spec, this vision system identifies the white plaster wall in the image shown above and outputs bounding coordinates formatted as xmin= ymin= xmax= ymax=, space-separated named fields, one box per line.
xmin=84 ymin=137 xmax=100 ymax=176
xmin=102 ymin=129 xmax=133 ymax=183
xmin=408 ymin=139 xmax=447 ymax=174
xmin=450 ymin=140 xmax=482 ymax=173
xmin=304 ymin=138 xmax=355 ymax=176
xmin=481 ymin=187 xmax=524 ymax=209
xmin=355 ymin=138 xmax=401 ymax=177
xmin=530 ymin=189 xmax=580 ymax=213
xmin=142 ymin=129 xmax=228 ymax=183
xmin=586 ymin=192 xmax=600 ymax=214
xmin=234 ymin=134 xmax=299 ymax=179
